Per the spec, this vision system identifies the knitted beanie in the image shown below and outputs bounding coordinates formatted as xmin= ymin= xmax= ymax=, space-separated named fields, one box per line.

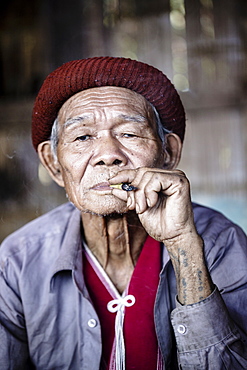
xmin=32 ymin=57 xmax=185 ymax=150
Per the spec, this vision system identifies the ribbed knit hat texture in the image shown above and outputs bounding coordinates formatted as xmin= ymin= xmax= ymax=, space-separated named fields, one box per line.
xmin=32 ymin=57 xmax=185 ymax=150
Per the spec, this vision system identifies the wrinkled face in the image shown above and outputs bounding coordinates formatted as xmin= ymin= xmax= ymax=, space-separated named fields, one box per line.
xmin=55 ymin=86 xmax=165 ymax=215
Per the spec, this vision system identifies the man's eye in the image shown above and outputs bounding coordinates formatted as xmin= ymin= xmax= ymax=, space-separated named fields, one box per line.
xmin=76 ymin=135 xmax=91 ymax=141
xmin=122 ymin=133 xmax=136 ymax=138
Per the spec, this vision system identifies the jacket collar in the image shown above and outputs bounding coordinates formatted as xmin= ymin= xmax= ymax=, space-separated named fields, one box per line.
xmin=50 ymin=205 xmax=82 ymax=279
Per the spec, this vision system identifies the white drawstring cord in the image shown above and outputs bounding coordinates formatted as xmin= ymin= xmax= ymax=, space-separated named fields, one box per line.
xmin=107 ymin=295 xmax=135 ymax=370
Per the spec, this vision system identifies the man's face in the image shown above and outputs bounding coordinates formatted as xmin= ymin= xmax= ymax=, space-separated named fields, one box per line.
xmin=55 ymin=86 xmax=165 ymax=215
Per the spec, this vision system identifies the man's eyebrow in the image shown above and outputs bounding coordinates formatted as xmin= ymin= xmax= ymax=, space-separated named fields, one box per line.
xmin=118 ymin=114 xmax=147 ymax=123
xmin=64 ymin=115 xmax=91 ymax=128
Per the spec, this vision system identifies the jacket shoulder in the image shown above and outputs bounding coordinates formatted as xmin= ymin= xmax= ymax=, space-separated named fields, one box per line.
xmin=0 ymin=202 xmax=78 ymax=256
xmin=192 ymin=202 xmax=245 ymax=238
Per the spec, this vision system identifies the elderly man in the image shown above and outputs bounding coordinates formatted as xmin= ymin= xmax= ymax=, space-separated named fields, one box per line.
xmin=0 ymin=57 xmax=247 ymax=370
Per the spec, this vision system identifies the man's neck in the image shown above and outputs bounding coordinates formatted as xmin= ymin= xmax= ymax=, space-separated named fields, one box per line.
xmin=81 ymin=212 xmax=147 ymax=293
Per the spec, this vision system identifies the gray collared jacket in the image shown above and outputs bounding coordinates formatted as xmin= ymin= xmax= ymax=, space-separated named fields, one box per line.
xmin=0 ymin=202 xmax=247 ymax=369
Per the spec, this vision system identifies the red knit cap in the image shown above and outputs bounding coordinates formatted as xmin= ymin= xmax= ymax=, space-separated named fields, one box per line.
xmin=32 ymin=57 xmax=185 ymax=150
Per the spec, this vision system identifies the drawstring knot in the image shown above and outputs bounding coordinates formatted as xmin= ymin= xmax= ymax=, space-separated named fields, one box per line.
xmin=107 ymin=294 xmax=135 ymax=370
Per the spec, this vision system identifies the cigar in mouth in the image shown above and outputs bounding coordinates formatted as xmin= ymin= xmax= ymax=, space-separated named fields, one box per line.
xmin=110 ymin=183 xmax=138 ymax=191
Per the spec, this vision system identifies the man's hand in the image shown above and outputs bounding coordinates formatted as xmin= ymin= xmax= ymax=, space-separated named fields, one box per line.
xmin=109 ymin=167 xmax=195 ymax=242
xmin=109 ymin=167 xmax=213 ymax=305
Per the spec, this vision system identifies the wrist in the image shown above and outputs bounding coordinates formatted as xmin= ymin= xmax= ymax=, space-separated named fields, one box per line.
xmin=163 ymin=226 xmax=202 ymax=250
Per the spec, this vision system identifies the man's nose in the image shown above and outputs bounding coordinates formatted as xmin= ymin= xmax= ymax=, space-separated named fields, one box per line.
xmin=90 ymin=136 xmax=128 ymax=166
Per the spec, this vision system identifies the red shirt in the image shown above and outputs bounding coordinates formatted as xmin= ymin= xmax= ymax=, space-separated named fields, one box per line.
xmin=83 ymin=236 xmax=161 ymax=369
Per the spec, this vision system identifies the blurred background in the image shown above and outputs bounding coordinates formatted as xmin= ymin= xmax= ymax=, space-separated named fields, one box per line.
xmin=0 ymin=0 xmax=247 ymax=242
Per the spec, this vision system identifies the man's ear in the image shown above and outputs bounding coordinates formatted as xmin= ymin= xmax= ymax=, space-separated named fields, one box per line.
xmin=37 ymin=141 xmax=65 ymax=187
xmin=163 ymin=133 xmax=183 ymax=169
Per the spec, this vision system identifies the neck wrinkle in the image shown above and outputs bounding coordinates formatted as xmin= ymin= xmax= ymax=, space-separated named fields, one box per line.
xmin=81 ymin=212 xmax=109 ymax=269
xmin=81 ymin=211 xmax=148 ymax=292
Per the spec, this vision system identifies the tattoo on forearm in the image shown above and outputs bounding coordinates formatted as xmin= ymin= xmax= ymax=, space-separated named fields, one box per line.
xmin=197 ymin=269 xmax=204 ymax=301
xmin=182 ymin=277 xmax=187 ymax=303
xmin=168 ymin=245 xmax=211 ymax=304
xmin=179 ymin=248 xmax=188 ymax=267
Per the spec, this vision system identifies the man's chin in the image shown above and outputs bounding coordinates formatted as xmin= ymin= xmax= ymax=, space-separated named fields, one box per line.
xmin=73 ymin=198 xmax=129 ymax=216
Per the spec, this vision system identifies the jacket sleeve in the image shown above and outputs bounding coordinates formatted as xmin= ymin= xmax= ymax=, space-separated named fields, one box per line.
xmin=0 ymin=257 xmax=32 ymax=369
xmin=171 ymin=221 xmax=247 ymax=369
xmin=171 ymin=288 xmax=247 ymax=369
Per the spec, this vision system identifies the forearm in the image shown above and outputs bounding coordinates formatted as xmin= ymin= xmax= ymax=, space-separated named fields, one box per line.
xmin=165 ymin=231 xmax=213 ymax=305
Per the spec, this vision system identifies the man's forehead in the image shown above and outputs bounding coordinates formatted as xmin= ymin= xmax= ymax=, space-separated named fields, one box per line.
xmin=58 ymin=86 xmax=153 ymax=122
xmin=58 ymin=86 xmax=155 ymax=132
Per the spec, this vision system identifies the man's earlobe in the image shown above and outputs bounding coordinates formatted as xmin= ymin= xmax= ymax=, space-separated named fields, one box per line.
xmin=37 ymin=141 xmax=65 ymax=187
xmin=163 ymin=133 xmax=182 ymax=169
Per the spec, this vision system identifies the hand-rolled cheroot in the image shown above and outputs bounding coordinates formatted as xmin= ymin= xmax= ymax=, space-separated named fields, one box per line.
xmin=110 ymin=183 xmax=138 ymax=191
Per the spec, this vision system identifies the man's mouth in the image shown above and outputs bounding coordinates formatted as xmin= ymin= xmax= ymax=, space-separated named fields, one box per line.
xmin=90 ymin=182 xmax=112 ymax=191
